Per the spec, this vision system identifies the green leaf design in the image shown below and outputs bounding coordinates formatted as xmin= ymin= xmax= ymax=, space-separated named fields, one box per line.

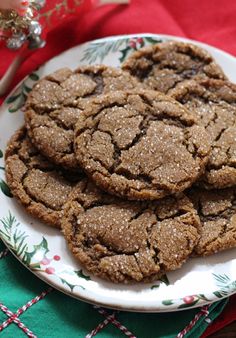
xmin=178 ymin=299 xmax=199 ymax=309
xmin=0 ymin=212 xmax=28 ymax=256
xmin=75 ymin=269 xmax=91 ymax=281
xmin=60 ymin=278 xmax=76 ymax=291
xmin=7 ymin=72 xmax=39 ymax=113
xmin=23 ymin=237 xmax=49 ymax=266
xmin=60 ymin=277 xmax=85 ymax=292
xmin=0 ymin=213 xmax=89 ymax=292
xmin=119 ymin=46 xmax=131 ymax=63
xmin=198 ymin=294 xmax=210 ymax=301
xmin=213 ymin=273 xmax=231 ymax=285
xmin=0 ymin=212 xmax=14 ymax=228
xmin=81 ymin=39 xmax=128 ymax=64
xmin=30 ymin=263 xmax=41 ymax=270
xmin=162 ymin=299 xmax=174 ymax=306
xmin=23 ymin=84 xmax=32 ymax=93
xmin=33 ymin=237 xmax=49 ymax=253
xmin=144 ymin=37 xmax=162 ymax=44
xmin=8 ymin=93 xmax=27 ymax=113
xmin=151 ymin=274 xmax=170 ymax=289
xmin=6 ymin=93 xmax=21 ymax=104
xmin=159 ymin=274 xmax=170 ymax=285
xmin=213 ymin=291 xmax=225 ymax=299
xmin=212 ymin=273 xmax=236 ymax=299
xmin=13 ymin=231 xmax=28 ymax=256
xmin=24 ymin=250 xmax=36 ymax=266
xmin=0 ymin=149 xmax=3 ymax=158
xmin=29 ymin=73 xmax=39 ymax=81
xmin=119 ymin=37 xmax=163 ymax=63
xmin=0 ymin=179 xmax=13 ymax=197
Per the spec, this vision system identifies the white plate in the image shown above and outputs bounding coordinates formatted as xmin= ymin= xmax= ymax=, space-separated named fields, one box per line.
xmin=1 ymin=34 xmax=236 ymax=313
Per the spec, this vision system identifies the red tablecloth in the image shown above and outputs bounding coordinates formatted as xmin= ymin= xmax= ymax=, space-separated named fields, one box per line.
xmin=0 ymin=0 xmax=235 ymax=335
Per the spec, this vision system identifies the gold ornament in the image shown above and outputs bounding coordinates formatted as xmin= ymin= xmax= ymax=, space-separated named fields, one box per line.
xmin=0 ymin=9 xmax=32 ymax=36
xmin=0 ymin=1 xmax=43 ymax=49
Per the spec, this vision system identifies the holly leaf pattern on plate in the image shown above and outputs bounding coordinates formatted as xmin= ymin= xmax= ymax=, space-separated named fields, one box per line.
xmin=0 ymin=179 xmax=13 ymax=198
xmin=75 ymin=269 xmax=91 ymax=281
xmin=6 ymin=72 xmax=39 ymax=113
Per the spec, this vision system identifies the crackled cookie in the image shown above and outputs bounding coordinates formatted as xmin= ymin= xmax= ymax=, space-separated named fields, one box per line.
xmin=189 ymin=188 xmax=236 ymax=256
xmin=5 ymin=127 xmax=84 ymax=228
xmin=62 ymin=179 xmax=200 ymax=283
xmin=170 ymin=78 xmax=236 ymax=189
xmin=24 ymin=65 xmax=142 ymax=169
xmin=74 ymin=90 xmax=211 ymax=200
xmin=122 ymin=41 xmax=226 ymax=94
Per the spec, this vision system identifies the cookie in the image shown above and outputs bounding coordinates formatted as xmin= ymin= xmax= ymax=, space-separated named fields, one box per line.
xmin=189 ymin=187 xmax=236 ymax=256
xmin=5 ymin=127 xmax=84 ymax=228
xmin=122 ymin=41 xmax=226 ymax=94
xmin=62 ymin=179 xmax=200 ymax=283
xmin=74 ymin=90 xmax=211 ymax=200
xmin=169 ymin=78 xmax=236 ymax=189
xmin=24 ymin=65 xmax=142 ymax=169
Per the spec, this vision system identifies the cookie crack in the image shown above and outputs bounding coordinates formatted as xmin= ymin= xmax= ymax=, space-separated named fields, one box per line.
xmin=199 ymin=210 xmax=233 ymax=222
xmin=23 ymin=172 xmax=61 ymax=211
xmin=129 ymin=207 xmax=148 ymax=221
xmin=31 ymin=106 xmax=81 ymax=132
xmin=115 ymin=167 xmax=153 ymax=186
xmin=46 ymin=78 xmax=62 ymax=85
xmin=133 ymin=254 xmax=144 ymax=277
xmin=81 ymin=72 xmax=104 ymax=97
xmin=32 ymin=124 xmax=74 ymax=156
xmin=214 ymin=126 xmax=228 ymax=142
xmin=219 ymin=221 xmax=230 ymax=238
xmin=203 ymin=109 xmax=218 ymax=130
xmin=197 ymin=220 xmax=231 ymax=254
xmin=166 ymin=78 xmax=186 ymax=93
xmin=76 ymin=103 xmax=126 ymax=138
xmin=30 ymin=103 xmax=60 ymax=114
xmin=145 ymin=217 xmax=160 ymax=263
xmin=207 ymin=144 xmax=236 ymax=170
xmin=57 ymin=74 xmax=104 ymax=101
xmin=115 ymin=126 xmax=199 ymax=188
xmin=128 ymin=55 xmax=154 ymax=80
xmin=78 ymin=207 xmax=151 ymax=257
xmin=183 ymin=130 xmax=202 ymax=161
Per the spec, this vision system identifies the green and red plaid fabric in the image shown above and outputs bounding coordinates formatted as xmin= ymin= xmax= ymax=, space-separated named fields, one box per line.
xmin=0 ymin=240 xmax=228 ymax=338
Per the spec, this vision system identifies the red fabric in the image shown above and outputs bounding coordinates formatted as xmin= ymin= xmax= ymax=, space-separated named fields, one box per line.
xmin=0 ymin=0 xmax=236 ymax=334
xmin=202 ymin=294 xmax=236 ymax=337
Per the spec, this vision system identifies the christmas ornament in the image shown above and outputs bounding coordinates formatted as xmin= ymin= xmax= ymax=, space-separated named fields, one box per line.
xmin=0 ymin=0 xmax=45 ymax=50
xmin=0 ymin=0 xmax=129 ymax=95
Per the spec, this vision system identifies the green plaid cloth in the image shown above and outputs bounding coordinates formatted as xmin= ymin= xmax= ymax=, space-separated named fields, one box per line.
xmin=0 ymin=240 xmax=227 ymax=338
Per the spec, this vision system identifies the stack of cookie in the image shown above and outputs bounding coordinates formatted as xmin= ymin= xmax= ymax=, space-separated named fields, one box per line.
xmin=5 ymin=41 xmax=236 ymax=284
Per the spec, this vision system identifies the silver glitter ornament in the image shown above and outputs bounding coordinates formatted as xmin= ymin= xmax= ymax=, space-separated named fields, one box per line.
xmin=29 ymin=20 xmax=42 ymax=36
xmin=28 ymin=35 xmax=46 ymax=49
xmin=6 ymin=32 xmax=27 ymax=50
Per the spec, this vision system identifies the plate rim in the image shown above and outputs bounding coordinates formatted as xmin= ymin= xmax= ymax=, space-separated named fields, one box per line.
xmin=1 ymin=33 xmax=236 ymax=313
xmin=1 ymin=235 xmax=232 ymax=313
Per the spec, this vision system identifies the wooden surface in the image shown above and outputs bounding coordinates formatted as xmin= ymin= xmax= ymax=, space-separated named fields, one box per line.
xmin=210 ymin=320 xmax=236 ymax=337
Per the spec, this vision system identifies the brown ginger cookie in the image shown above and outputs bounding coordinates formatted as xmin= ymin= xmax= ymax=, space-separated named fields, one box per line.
xmin=122 ymin=41 xmax=226 ymax=94
xmin=62 ymin=179 xmax=200 ymax=283
xmin=5 ymin=127 xmax=84 ymax=228
xmin=74 ymin=90 xmax=211 ymax=200
xmin=188 ymin=187 xmax=236 ymax=256
xmin=24 ymin=65 xmax=142 ymax=169
xmin=169 ymin=78 xmax=236 ymax=189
